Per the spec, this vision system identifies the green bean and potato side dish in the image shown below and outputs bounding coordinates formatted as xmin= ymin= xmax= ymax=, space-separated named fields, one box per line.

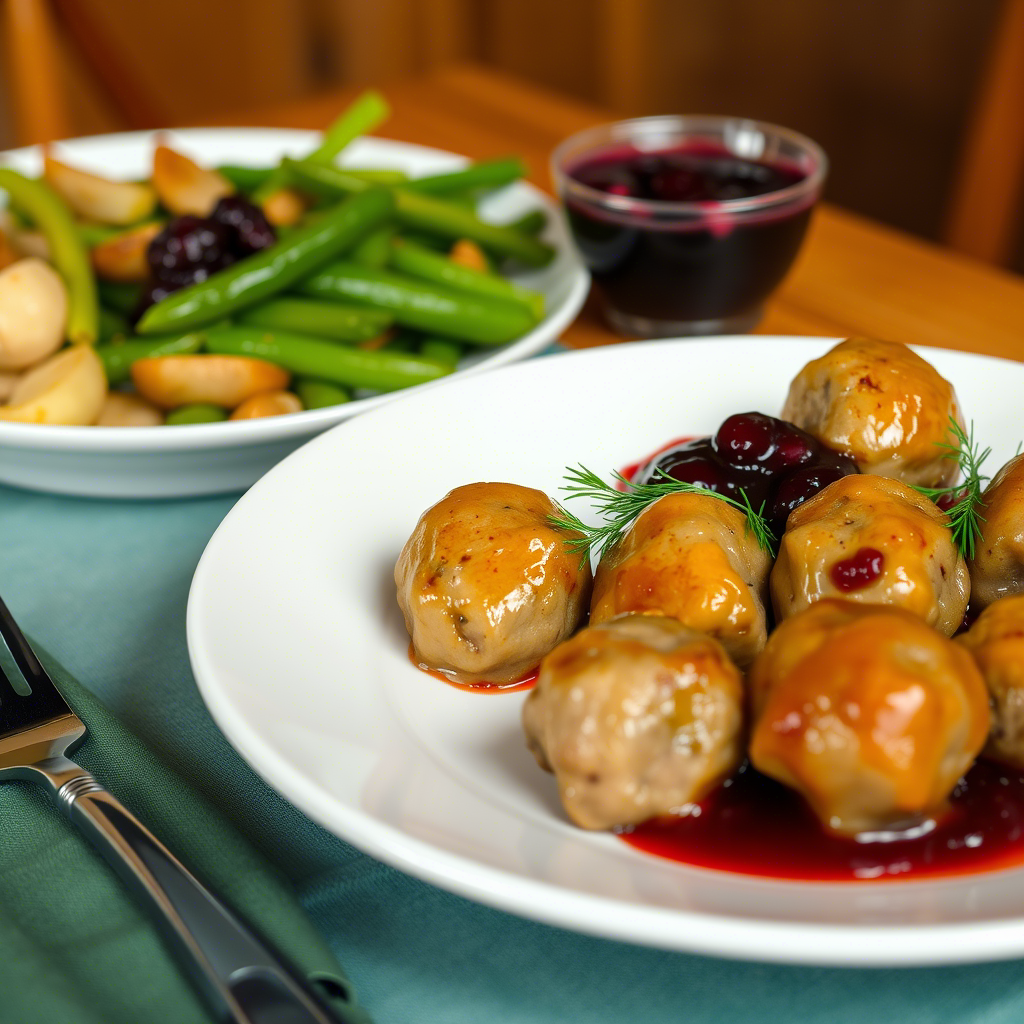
xmin=0 ymin=90 xmax=554 ymax=427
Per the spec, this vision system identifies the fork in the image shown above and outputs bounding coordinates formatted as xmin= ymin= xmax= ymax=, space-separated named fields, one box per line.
xmin=0 ymin=593 xmax=347 ymax=1024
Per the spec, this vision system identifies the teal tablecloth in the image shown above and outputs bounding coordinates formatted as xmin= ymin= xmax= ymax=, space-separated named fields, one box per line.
xmin=5 ymin=475 xmax=1024 ymax=1023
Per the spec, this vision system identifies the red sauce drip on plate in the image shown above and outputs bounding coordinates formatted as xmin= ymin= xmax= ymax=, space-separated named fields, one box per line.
xmin=829 ymin=547 xmax=885 ymax=592
xmin=619 ymin=436 xmax=697 ymax=488
xmin=620 ymin=761 xmax=1024 ymax=881
xmin=408 ymin=644 xmax=537 ymax=692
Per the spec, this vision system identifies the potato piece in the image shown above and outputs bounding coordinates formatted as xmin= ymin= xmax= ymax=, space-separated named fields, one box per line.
xmin=95 ymin=392 xmax=164 ymax=426
xmin=152 ymin=145 xmax=234 ymax=216
xmin=0 ymin=371 xmax=20 ymax=401
xmin=0 ymin=258 xmax=68 ymax=370
xmin=44 ymin=153 xmax=156 ymax=225
xmin=450 ymin=239 xmax=489 ymax=272
xmin=0 ymin=345 xmax=106 ymax=425
xmin=131 ymin=355 xmax=289 ymax=409
xmin=229 ymin=390 xmax=303 ymax=420
xmin=91 ymin=223 xmax=163 ymax=282
xmin=261 ymin=188 xmax=306 ymax=227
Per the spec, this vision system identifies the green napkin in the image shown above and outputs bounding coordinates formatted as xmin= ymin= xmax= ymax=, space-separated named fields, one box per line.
xmin=0 ymin=646 xmax=371 ymax=1024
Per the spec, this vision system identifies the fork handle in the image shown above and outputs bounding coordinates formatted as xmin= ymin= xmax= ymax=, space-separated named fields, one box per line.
xmin=39 ymin=757 xmax=344 ymax=1024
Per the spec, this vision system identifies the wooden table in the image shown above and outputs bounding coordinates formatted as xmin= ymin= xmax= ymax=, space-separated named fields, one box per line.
xmin=211 ymin=64 xmax=1024 ymax=362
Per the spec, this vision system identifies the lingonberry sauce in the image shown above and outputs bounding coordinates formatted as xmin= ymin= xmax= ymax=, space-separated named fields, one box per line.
xmin=830 ymin=547 xmax=885 ymax=591
xmin=628 ymin=413 xmax=857 ymax=537
xmin=620 ymin=761 xmax=1024 ymax=881
xmin=566 ymin=143 xmax=815 ymax=325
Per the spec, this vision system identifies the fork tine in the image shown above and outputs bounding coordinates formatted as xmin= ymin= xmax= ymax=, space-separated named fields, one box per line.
xmin=0 ymin=593 xmax=73 ymax=732
xmin=0 ymin=657 xmax=20 ymax=702
xmin=0 ymin=593 xmax=52 ymax=692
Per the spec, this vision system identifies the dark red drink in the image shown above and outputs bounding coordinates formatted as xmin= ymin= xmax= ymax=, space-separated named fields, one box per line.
xmin=552 ymin=117 xmax=826 ymax=335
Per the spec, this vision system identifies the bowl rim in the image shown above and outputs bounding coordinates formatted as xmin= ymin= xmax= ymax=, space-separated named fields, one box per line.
xmin=0 ymin=128 xmax=589 ymax=454
xmin=550 ymin=114 xmax=828 ymax=219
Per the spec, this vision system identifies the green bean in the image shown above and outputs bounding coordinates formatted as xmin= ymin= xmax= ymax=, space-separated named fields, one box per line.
xmin=420 ymin=337 xmax=462 ymax=368
xmin=299 ymin=261 xmax=536 ymax=344
xmin=80 ymin=218 xmax=164 ymax=250
xmin=391 ymin=238 xmax=544 ymax=320
xmin=217 ymin=164 xmax=274 ymax=192
xmin=136 ymin=188 xmax=394 ymax=335
xmin=343 ymin=169 xmax=407 ymax=184
xmin=98 ymin=280 xmax=142 ymax=315
xmin=166 ymin=404 xmax=228 ymax=425
xmin=204 ymin=326 xmax=450 ymax=391
xmin=308 ymin=90 xmax=390 ymax=164
xmin=238 ymin=297 xmax=391 ymax=343
xmin=95 ymin=332 xmax=204 ymax=385
xmin=404 ymin=157 xmax=526 ymax=194
xmin=351 ymin=225 xmax=395 ymax=269
xmin=77 ymin=221 xmax=122 ymax=247
xmin=98 ymin=307 xmax=130 ymax=344
xmin=253 ymin=91 xmax=391 ymax=205
xmin=383 ymin=332 xmax=417 ymax=353
xmin=507 ymin=209 xmax=547 ymax=236
xmin=294 ymin=377 xmax=351 ymax=409
xmin=396 ymin=189 xmax=553 ymax=266
xmin=0 ymin=168 xmax=99 ymax=344
xmin=400 ymin=231 xmax=450 ymax=252
xmin=281 ymin=159 xmax=554 ymax=267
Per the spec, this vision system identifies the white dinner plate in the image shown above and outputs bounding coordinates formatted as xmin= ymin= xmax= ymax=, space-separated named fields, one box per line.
xmin=0 ymin=129 xmax=588 ymax=498
xmin=187 ymin=336 xmax=1024 ymax=966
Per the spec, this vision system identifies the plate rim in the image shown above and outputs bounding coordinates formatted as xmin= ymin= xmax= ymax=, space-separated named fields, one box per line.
xmin=187 ymin=335 xmax=1024 ymax=967
xmin=0 ymin=127 xmax=588 ymax=452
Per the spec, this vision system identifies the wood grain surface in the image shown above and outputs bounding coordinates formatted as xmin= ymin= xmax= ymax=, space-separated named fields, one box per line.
xmin=206 ymin=63 xmax=1024 ymax=362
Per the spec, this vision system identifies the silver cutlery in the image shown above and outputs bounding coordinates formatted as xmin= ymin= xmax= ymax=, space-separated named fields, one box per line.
xmin=0 ymin=592 xmax=347 ymax=1024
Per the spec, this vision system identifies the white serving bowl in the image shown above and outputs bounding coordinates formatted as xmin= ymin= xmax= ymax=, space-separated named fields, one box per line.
xmin=0 ymin=129 xmax=589 ymax=498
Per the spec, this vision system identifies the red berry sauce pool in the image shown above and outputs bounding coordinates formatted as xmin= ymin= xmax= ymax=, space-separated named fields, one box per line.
xmin=626 ymin=412 xmax=858 ymax=538
xmin=566 ymin=143 xmax=816 ymax=325
xmin=620 ymin=760 xmax=1024 ymax=881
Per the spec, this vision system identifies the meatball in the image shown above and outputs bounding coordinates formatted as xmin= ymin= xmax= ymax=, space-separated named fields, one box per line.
xmin=968 ymin=453 xmax=1024 ymax=609
xmin=780 ymin=337 xmax=964 ymax=488
xmin=749 ymin=600 xmax=990 ymax=835
xmin=589 ymin=491 xmax=772 ymax=666
xmin=523 ymin=614 xmax=744 ymax=830
xmin=958 ymin=595 xmax=1024 ymax=770
xmin=395 ymin=482 xmax=592 ymax=684
xmin=771 ymin=474 xmax=969 ymax=635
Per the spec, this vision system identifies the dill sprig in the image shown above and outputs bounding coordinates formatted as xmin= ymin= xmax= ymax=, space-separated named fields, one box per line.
xmin=913 ymin=418 xmax=990 ymax=560
xmin=548 ymin=464 xmax=777 ymax=566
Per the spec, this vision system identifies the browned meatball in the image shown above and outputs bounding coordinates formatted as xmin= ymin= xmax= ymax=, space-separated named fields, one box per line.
xmin=395 ymin=482 xmax=592 ymax=684
xmin=750 ymin=600 xmax=990 ymax=835
xmin=969 ymin=454 xmax=1024 ymax=609
xmin=771 ymin=474 xmax=969 ymax=635
xmin=781 ymin=337 xmax=964 ymax=488
xmin=523 ymin=614 xmax=744 ymax=830
xmin=589 ymin=491 xmax=772 ymax=667
xmin=958 ymin=595 xmax=1024 ymax=770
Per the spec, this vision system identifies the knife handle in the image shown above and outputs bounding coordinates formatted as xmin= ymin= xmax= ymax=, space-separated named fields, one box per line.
xmin=38 ymin=756 xmax=344 ymax=1024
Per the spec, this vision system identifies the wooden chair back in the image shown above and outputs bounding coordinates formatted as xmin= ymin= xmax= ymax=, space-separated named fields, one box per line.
xmin=944 ymin=0 xmax=1024 ymax=265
